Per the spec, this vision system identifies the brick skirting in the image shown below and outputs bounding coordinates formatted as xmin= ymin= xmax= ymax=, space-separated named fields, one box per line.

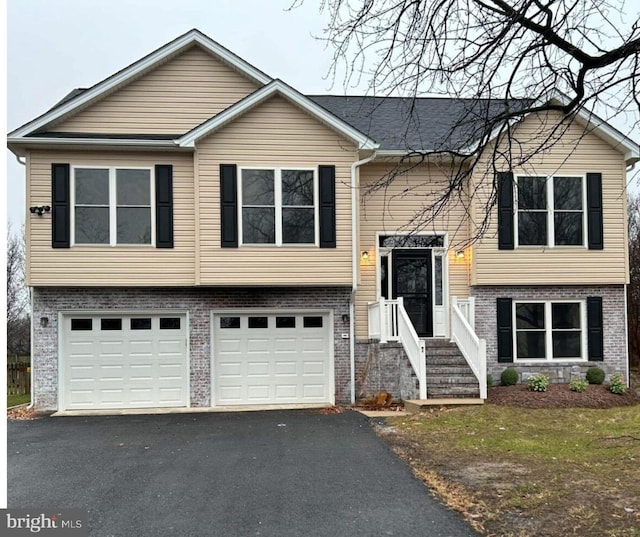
xmin=472 ymin=285 xmax=628 ymax=384
xmin=32 ymin=286 xmax=352 ymax=410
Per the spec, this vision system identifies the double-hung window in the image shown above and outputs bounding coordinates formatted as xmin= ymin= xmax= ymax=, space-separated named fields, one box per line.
xmin=516 ymin=175 xmax=585 ymax=246
xmin=514 ymin=301 xmax=584 ymax=361
xmin=73 ymin=167 xmax=153 ymax=245
xmin=240 ymin=167 xmax=316 ymax=245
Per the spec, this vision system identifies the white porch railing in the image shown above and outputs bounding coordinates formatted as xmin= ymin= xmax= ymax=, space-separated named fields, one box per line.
xmin=451 ymin=297 xmax=487 ymax=399
xmin=367 ymin=297 xmax=427 ymax=399
xmin=455 ymin=297 xmax=475 ymax=329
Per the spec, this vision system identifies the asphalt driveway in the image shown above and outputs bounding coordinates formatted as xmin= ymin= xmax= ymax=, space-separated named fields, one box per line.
xmin=8 ymin=410 xmax=477 ymax=536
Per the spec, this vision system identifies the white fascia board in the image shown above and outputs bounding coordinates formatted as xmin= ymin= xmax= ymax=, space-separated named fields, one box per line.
xmin=8 ymin=29 xmax=272 ymax=139
xmin=7 ymin=137 xmax=181 ymax=151
xmin=178 ymin=80 xmax=379 ymax=150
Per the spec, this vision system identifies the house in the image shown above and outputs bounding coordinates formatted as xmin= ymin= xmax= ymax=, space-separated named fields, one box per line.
xmin=7 ymin=29 xmax=638 ymax=412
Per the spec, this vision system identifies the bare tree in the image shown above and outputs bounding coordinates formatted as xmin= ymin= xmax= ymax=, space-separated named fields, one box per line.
xmin=296 ymin=0 xmax=640 ymax=243
xmin=7 ymin=225 xmax=30 ymax=357
xmin=628 ymin=193 xmax=640 ymax=368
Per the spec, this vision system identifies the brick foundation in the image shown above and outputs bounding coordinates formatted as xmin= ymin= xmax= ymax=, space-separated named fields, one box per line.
xmin=354 ymin=340 xmax=419 ymax=401
xmin=472 ymin=285 xmax=628 ymax=384
xmin=32 ymin=286 xmax=352 ymax=410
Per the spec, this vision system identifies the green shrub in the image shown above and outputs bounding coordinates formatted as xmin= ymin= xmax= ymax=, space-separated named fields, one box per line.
xmin=586 ymin=367 xmax=605 ymax=385
xmin=528 ymin=374 xmax=550 ymax=392
xmin=609 ymin=373 xmax=627 ymax=395
xmin=501 ymin=368 xmax=519 ymax=386
xmin=569 ymin=379 xmax=589 ymax=393
xmin=486 ymin=374 xmax=493 ymax=388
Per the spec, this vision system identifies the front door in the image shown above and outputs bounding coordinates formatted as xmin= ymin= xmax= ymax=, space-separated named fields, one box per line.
xmin=392 ymin=249 xmax=433 ymax=337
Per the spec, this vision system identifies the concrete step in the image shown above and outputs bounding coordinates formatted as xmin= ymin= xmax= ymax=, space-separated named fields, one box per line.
xmin=428 ymin=375 xmax=479 ymax=384
xmin=428 ymin=385 xmax=481 ymax=397
xmin=426 ymin=347 xmax=465 ymax=357
xmin=426 ymin=365 xmax=474 ymax=374
xmin=422 ymin=339 xmax=458 ymax=348
xmin=405 ymin=398 xmax=484 ymax=413
xmin=427 ymin=388 xmax=480 ymax=399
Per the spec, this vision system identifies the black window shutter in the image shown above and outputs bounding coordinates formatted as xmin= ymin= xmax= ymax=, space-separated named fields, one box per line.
xmin=586 ymin=172 xmax=603 ymax=250
xmin=155 ymin=165 xmax=174 ymax=248
xmin=496 ymin=297 xmax=514 ymax=362
xmin=220 ymin=164 xmax=238 ymax=248
xmin=318 ymin=165 xmax=336 ymax=248
xmin=51 ymin=163 xmax=70 ymax=248
xmin=497 ymin=171 xmax=514 ymax=250
xmin=587 ymin=296 xmax=604 ymax=361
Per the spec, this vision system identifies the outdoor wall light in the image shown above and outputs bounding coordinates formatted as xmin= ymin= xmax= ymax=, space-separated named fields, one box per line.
xmin=341 ymin=313 xmax=349 ymax=323
xmin=40 ymin=317 xmax=49 ymax=327
xmin=456 ymin=250 xmax=465 ymax=259
xmin=361 ymin=251 xmax=369 ymax=261
xmin=30 ymin=205 xmax=51 ymax=216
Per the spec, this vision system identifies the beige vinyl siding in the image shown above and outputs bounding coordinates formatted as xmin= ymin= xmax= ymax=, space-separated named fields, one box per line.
xmin=28 ymin=151 xmax=195 ymax=286
xmin=356 ymin=162 xmax=471 ymax=339
xmin=52 ymin=46 xmax=259 ymax=135
xmin=197 ymin=95 xmax=357 ymax=285
xmin=472 ymin=111 xmax=629 ymax=285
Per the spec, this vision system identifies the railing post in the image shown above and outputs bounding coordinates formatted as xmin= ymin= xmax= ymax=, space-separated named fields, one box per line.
xmin=419 ymin=339 xmax=427 ymax=399
xmin=379 ymin=297 xmax=387 ymax=343
xmin=450 ymin=296 xmax=458 ymax=343
xmin=468 ymin=296 xmax=476 ymax=330
xmin=479 ymin=338 xmax=487 ymax=400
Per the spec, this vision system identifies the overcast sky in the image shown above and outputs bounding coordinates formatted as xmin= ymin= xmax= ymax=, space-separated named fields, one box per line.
xmin=6 ymin=0 xmax=640 ymax=228
xmin=6 ymin=0 xmax=359 ymax=227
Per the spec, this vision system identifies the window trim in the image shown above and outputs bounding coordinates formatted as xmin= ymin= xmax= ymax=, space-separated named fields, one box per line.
xmin=512 ymin=299 xmax=587 ymax=362
xmin=238 ymin=166 xmax=318 ymax=246
xmin=515 ymin=174 xmax=587 ymax=248
xmin=70 ymin=165 xmax=155 ymax=247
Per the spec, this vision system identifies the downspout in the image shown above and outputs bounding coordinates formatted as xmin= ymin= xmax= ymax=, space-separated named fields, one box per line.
xmin=350 ymin=151 xmax=377 ymax=404
xmin=14 ymin=154 xmax=35 ymax=409
xmin=27 ymin=290 xmax=35 ymax=410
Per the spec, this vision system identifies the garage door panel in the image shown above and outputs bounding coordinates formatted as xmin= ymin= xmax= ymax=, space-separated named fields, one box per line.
xmin=275 ymin=385 xmax=297 ymax=398
xmin=217 ymin=362 xmax=242 ymax=377
xmin=213 ymin=312 xmax=332 ymax=406
xmin=247 ymin=339 xmax=271 ymax=353
xmin=218 ymin=338 xmax=242 ymax=353
xmin=274 ymin=338 xmax=296 ymax=352
xmin=67 ymin=340 xmax=95 ymax=356
xmin=275 ymin=361 xmax=297 ymax=375
xmin=129 ymin=340 xmax=153 ymax=353
xmin=218 ymin=386 xmax=242 ymax=401
xmin=247 ymin=362 xmax=269 ymax=376
xmin=302 ymin=338 xmax=325 ymax=352
xmin=302 ymin=361 xmax=325 ymax=375
xmin=302 ymin=385 xmax=325 ymax=399
xmin=157 ymin=340 xmax=184 ymax=354
xmin=62 ymin=313 xmax=188 ymax=410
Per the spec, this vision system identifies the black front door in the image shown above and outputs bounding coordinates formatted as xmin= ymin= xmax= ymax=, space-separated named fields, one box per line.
xmin=392 ymin=249 xmax=433 ymax=337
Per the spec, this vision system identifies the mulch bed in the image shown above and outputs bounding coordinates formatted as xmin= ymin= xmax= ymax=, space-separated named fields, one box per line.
xmin=488 ymin=383 xmax=640 ymax=409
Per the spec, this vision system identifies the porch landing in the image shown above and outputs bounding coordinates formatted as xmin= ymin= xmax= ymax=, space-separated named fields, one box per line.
xmin=404 ymin=398 xmax=484 ymax=413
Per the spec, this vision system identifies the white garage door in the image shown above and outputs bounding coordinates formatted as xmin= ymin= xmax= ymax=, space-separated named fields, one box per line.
xmin=212 ymin=312 xmax=333 ymax=406
xmin=61 ymin=313 xmax=188 ymax=410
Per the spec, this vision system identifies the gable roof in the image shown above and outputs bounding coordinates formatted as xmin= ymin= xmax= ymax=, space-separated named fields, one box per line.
xmin=177 ymin=80 xmax=378 ymax=150
xmin=8 ymin=29 xmax=272 ymax=138
xmin=8 ymin=29 xmax=639 ymax=164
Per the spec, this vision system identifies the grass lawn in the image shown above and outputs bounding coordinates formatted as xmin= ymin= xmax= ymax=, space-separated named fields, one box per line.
xmin=378 ymin=405 xmax=640 ymax=537
xmin=7 ymin=393 xmax=31 ymax=408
